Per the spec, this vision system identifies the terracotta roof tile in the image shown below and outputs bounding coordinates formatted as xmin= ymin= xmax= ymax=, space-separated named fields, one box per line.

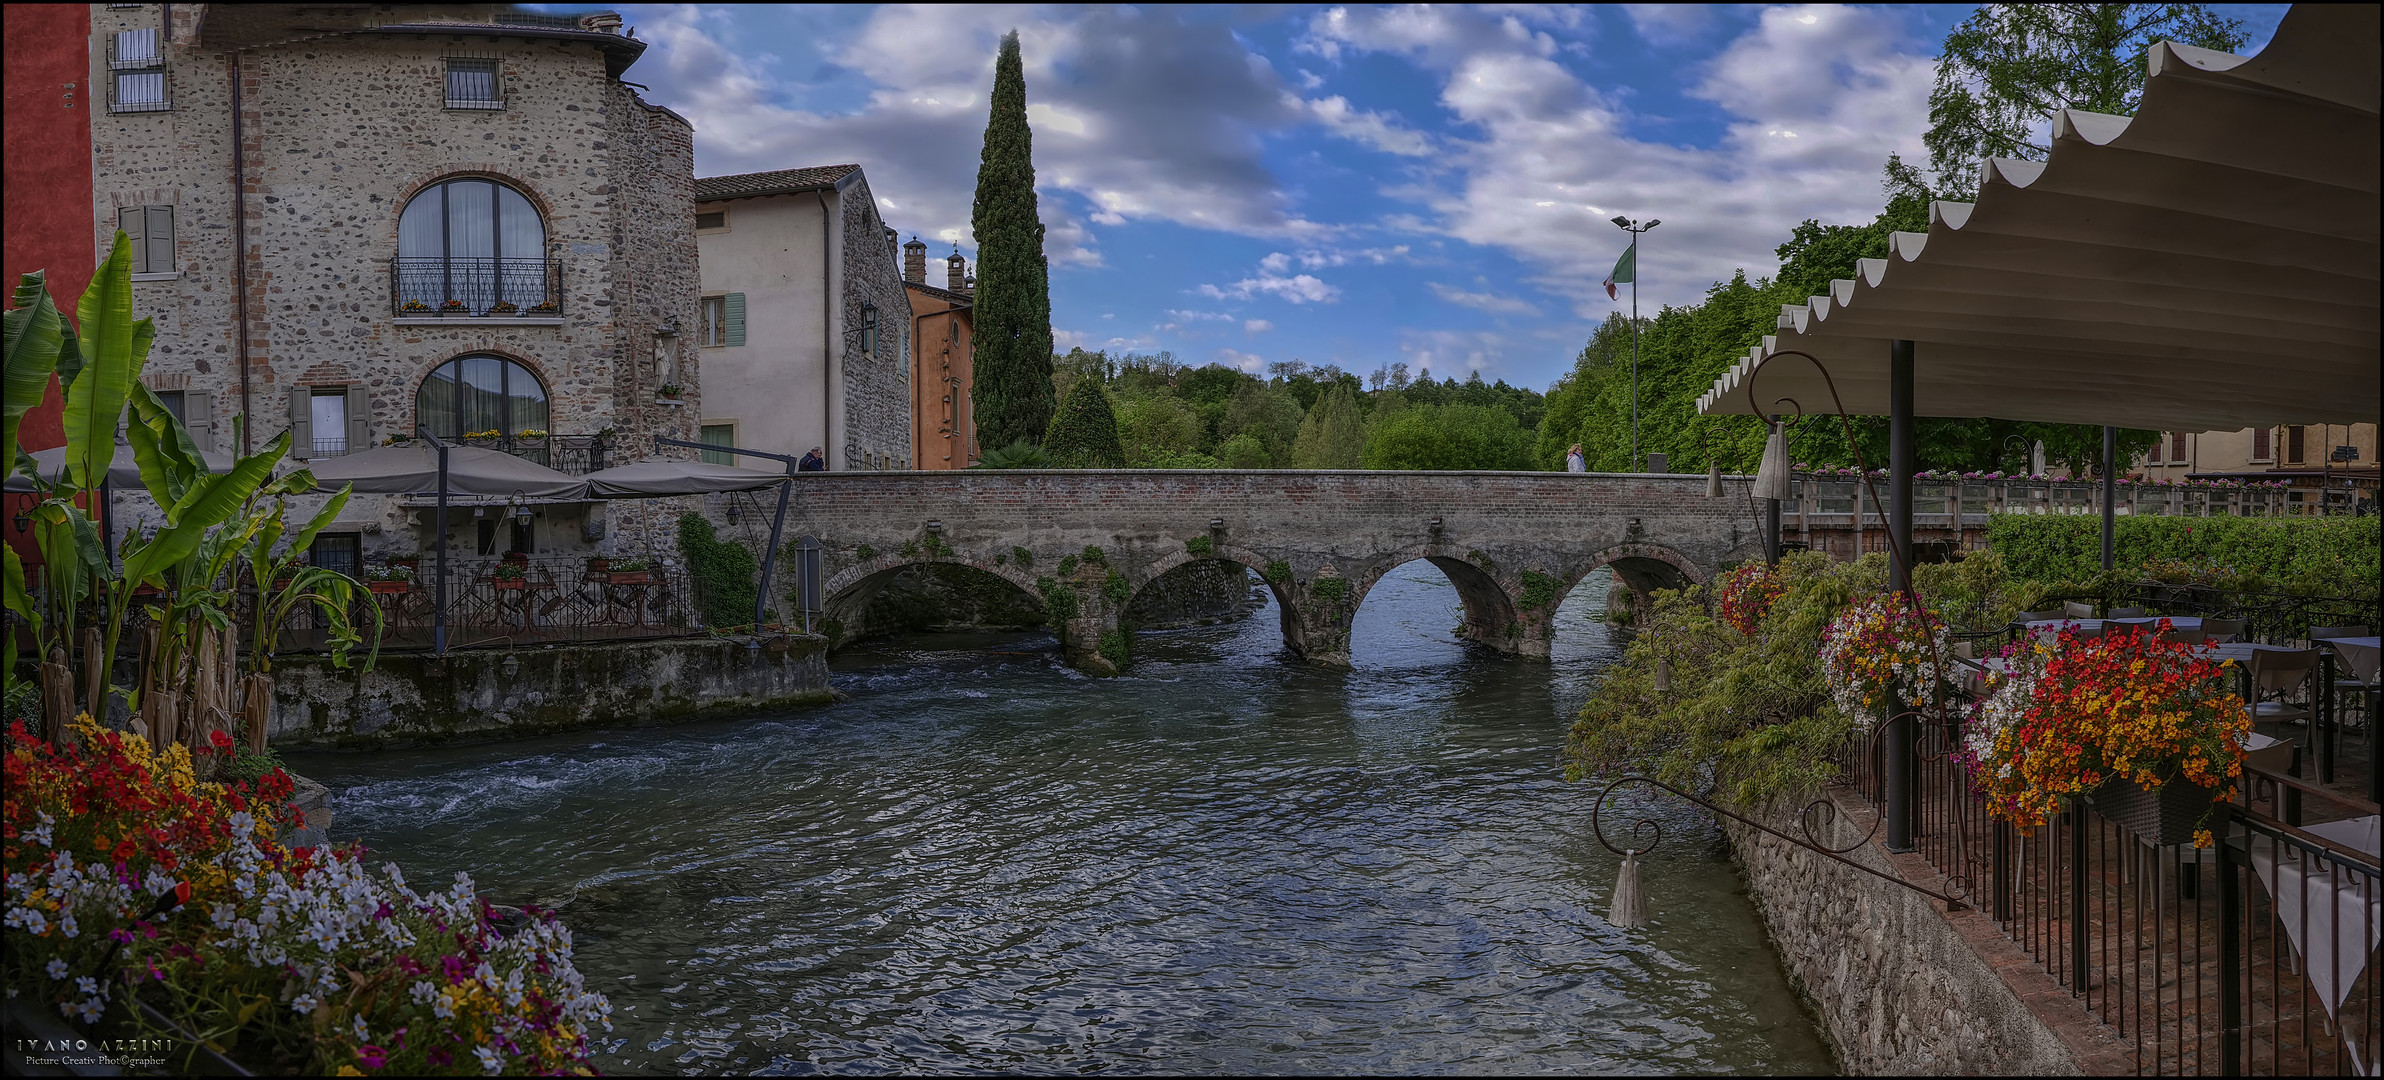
xmin=694 ymin=165 xmax=860 ymax=202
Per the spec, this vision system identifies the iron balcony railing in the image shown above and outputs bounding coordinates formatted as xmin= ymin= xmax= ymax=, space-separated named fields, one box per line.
xmin=276 ymin=555 xmax=692 ymax=653
xmin=381 ymin=433 xmax=618 ymax=476
xmin=390 ymin=257 xmax=562 ymax=318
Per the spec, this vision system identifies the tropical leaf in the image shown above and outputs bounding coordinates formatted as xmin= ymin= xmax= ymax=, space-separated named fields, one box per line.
xmin=125 ymin=433 xmax=288 ymax=587
xmin=1 ymin=545 xmax=38 ymax=645
xmin=2 ymin=271 xmax=63 ymax=465
xmin=283 ymin=485 xmax=352 ymax=559
xmin=127 ymin=383 xmax=209 ymax=509
xmin=64 ymin=234 xmax=148 ymax=490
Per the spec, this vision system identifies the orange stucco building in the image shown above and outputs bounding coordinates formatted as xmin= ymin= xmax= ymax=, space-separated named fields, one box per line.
xmin=902 ymin=237 xmax=976 ymax=469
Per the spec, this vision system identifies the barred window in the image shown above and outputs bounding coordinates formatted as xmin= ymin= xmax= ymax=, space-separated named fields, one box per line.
xmin=110 ymin=28 xmax=169 ymax=113
xmin=445 ymin=58 xmax=502 ymax=109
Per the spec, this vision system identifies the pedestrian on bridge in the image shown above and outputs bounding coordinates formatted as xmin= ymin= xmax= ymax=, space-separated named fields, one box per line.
xmin=799 ymin=447 xmax=826 ymax=472
xmin=1566 ymin=444 xmax=1587 ymax=473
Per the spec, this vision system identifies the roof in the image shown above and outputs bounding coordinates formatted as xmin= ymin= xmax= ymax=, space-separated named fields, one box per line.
xmin=904 ymin=280 xmax=972 ymax=305
xmin=1699 ymin=3 xmax=2379 ymax=431
xmin=196 ymin=8 xmax=648 ymax=78
xmin=695 ymin=165 xmax=861 ymax=202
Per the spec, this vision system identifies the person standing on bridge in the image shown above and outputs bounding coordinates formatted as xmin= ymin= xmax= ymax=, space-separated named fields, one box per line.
xmin=1566 ymin=444 xmax=1587 ymax=473
xmin=799 ymin=446 xmax=827 ymax=472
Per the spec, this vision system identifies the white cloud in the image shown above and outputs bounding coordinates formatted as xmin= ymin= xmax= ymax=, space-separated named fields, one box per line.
xmin=1244 ymin=319 xmax=1274 ymax=334
xmin=1301 ymin=94 xmax=1434 ymax=156
xmin=1429 ymin=282 xmax=1540 ymax=315
xmin=1624 ymin=4 xmax=1717 ymax=46
xmin=1198 ymin=272 xmax=1341 ymax=305
xmin=1215 ymin=347 xmax=1267 ymax=373
xmin=1399 ymin=328 xmax=1506 ymax=374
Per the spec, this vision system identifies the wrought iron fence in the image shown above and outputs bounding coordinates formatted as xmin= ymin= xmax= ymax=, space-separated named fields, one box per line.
xmin=382 ymin=434 xmax=618 ymax=475
xmin=1786 ymin=473 xmax=2365 ymax=525
xmin=390 ymin=257 xmax=562 ymax=317
xmin=1836 ymin=661 xmax=2380 ymax=1074
xmin=274 ymin=557 xmax=692 ymax=653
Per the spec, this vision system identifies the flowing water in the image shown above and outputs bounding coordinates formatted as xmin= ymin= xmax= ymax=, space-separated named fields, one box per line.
xmin=291 ymin=565 xmax=1833 ymax=1075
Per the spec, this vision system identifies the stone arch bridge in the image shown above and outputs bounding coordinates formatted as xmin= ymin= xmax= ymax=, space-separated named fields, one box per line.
xmin=778 ymin=470 xmax=1767 ymax=673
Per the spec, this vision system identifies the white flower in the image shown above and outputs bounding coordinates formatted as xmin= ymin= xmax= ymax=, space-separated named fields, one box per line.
xmin=410 ymin=980 xmax=439 ymax=1005
xmin=353 ymin=1014 xmax=371 ymax=1041
xmin=291 ymin=993 xmax=318 ymax=1015
xmin=58 ymin=913 xmax=78 ymax=938
xmin=75 ymin=976 xmax=98 ymax=997
xmin=25 ymin=823 xmax=52 ymax=848
xmin=45 ymin=959 xmax=69 ymax=980
xmin=5 ymin=906 xmax=48 ymax=934
xmin=63 ymin=997 xmax=104 ymax=1024
xmin=476 ymin=1045 xmax=503 ymax=1073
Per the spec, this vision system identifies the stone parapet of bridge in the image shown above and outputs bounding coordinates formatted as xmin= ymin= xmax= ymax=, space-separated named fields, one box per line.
xmin=778 ymin=470 xmax=1767 ymax=672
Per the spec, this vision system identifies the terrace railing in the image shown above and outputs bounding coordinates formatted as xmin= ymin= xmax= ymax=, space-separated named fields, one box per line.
xmin=274 ymin=556 xmax=691 ymax=653
xmin=390 ymin=257 xmax=563 ymax=318
xmin=1783 ymin=473 xmax=2362 ymax=531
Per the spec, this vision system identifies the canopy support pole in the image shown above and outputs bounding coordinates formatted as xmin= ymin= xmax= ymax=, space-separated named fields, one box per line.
xmin=655 ymin=436 xmax=803 ymax=631
xmin=1885 ymin=339 xmax=1916 ymax=853
xmin=2100 ymin=426 xmax=2117 ymax=575
xmin=1764 ymin=413 xmax=1781 ymax=566
xmin=423 ymin=428 xmax=451 ymax=658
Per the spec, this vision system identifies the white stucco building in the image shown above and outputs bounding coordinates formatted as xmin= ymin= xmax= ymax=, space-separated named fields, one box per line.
xmin=693 ymin=165 xmax=911 ymax=470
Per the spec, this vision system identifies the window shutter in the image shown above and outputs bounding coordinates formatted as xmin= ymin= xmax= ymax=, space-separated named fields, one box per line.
xmin=2170 ymin=433 xmax=2187 ymax=463
xmin=288 ymin=387 xmax=312 ymax=459
xmin=724 ymin=292 xmax=745 ymax=347
xmin=346 ymin=385 xmax=371 ymax=454
xmin=118 ymin=207 xmax=145 ymax=272
xmin=2252 ymin=426 xmax=2270 ymax=460
xmin=144 ymin=207 xmax=174 ymax=275
xmin=185 ymin=390 xmax=214 ymax=453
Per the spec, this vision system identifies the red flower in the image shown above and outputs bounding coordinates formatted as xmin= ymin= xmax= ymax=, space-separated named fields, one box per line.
xmin=209 ymin=730 xmax=235 ymax=752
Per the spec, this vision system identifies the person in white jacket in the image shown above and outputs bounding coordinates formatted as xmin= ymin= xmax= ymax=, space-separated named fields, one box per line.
xmin=1565 ymin=444 xmax=1587 ymax=473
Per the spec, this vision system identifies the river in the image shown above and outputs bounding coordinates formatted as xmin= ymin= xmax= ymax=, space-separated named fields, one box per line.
xmin=290 ymin=564 xmax=1833 ymax=1075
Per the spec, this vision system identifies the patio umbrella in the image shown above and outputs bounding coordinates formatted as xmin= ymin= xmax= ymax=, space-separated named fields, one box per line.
xmin=302 ymin=443 xmax=589 ymax=498
xmin=582 ymin=457 xmax=788 ymax=498
xmin=4 ymin=443 xmax=237 ymax=493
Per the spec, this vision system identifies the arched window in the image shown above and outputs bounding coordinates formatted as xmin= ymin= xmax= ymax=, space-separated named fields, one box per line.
xmin=396 ymin=178 xmax=548 ymax=315
xmin=416 ymin=356 xmax=549 ymax=443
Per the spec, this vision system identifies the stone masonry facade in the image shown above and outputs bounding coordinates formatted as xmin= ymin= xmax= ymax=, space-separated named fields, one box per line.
xmin=838 ymin=172 xmax=912 ymax=471
xmin=86 ymin=4 xmax=696 ymax=559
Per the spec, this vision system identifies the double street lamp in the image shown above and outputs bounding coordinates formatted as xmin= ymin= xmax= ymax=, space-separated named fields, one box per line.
xmin=1611 ymin=216 xmax=1659 ymax=472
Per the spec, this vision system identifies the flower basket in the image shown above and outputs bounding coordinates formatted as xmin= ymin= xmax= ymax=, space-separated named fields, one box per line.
xmin=606 ymin=571 xmax=654 ymax=585
xmin=367 ymin=580 xmax=411 ymax=595
xmin=440 ymin=299 xmax=468 ymax=314
xmin=2090 ymin=777 xmax=2221 ymax=846
xmin=491 ymin=577 xmax=528 ymax=590
xmin=489 ymin=300 xmax=520 ymax=315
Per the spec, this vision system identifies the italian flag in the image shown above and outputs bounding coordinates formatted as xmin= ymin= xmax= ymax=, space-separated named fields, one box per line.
xmin=1603 ymin=242 xmax=1635 ymax=301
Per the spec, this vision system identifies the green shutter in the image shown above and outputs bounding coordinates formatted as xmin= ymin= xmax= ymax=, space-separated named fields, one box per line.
xmin=724 ymin=292 xmax=745 ymax=347
xmin=699 ymin=423 xmax=735 ymax=465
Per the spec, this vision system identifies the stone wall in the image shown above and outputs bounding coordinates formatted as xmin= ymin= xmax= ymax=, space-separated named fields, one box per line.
xmin=1123 ymin=560 xmax=1262 ymax=630
xmin=1723 ymin=788 xmax=2132 ymax=1074
xmin=837 ymin=173 xmax=911 ymax=470
xmin=267 ymin=634 xmax=832 ymax=749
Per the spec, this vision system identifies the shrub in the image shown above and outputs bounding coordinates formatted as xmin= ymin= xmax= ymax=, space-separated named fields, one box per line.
xmin=1043 ymin=378 xmax=1126 ymax=467
xmin=677 ymin=513 xmax=759 ymax=628
xmin=1262 ymin=560 xmax=1291 ymax=585
xmin=1518 ymin=569 xmax=1559 ymax=611
xmin=1097 ymin=629 xmax=1130 ymax=670
xmin=1361 ymin=403 xmax=1534 ymax=470
xmin=1080 ymin=545 xmax=1106 ymax=566
xmin=3 ymin=717 xmax=611 ymax=1075
xmin=1311 ymin=576 xmax=1348 ymax=602
xmin=1185 ymin=535 xmax=1213 ymax=556
xmin=855 ymin=543 xmax=877 ymax=562
xmin=1011 ymin=546 xmax=1035 ymax=567
xmin=972 ymin=440 xmax=1053 ymax=469
xmin=1037 ymin=578 xmax=1080 ymax=622
xmin=1986 ymin=514 xmax=2378 ymax=596
xmin=1057 ymin=554 xmax=1080 ymax=576
xmin=1103 ymin=569 xmax=1131 ymax=605
xmin=1214 ymin=432 xmax=1272 ymax=469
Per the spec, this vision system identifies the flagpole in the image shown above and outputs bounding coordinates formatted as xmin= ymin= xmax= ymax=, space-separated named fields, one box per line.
xmin=1610 ymin=216 xmax=1658 ymax=472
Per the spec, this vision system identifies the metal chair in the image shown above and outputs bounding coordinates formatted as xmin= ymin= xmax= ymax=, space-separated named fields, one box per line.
xmin=2200 ymin=617 xmax=2247 ymax=643
xmin=2063 ymin=600 xmax=2097 ymax=619
xmin=2016 ymin=609 xmax=2063 ymax=624
xmin=2247 ymin=648 xmax=2320 ymax=750
xmin=2310 ymin=625 xmax=2373 ymax=732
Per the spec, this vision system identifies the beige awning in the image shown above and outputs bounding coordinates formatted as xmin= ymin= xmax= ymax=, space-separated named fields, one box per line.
xmin=1700 ymin=3 xmax=2379 ymax=430
xmin=303 ymin=443 xmax=589 ymax=499
xmin=582 ymin=457 xmax=788 ymax=498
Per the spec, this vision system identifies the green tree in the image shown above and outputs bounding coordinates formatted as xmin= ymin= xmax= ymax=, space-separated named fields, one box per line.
xmin=677 ymin=512 xmax=759 ymax=628
xmin=1214 ymin=433 xmax=1271 ymax=468
xmin=1114 ymin=391 xmax=1205 ymax=466
xmin=1043 ymin=375 xmax=1125 ymax=467
xmin=1291 ymin=383 xmax=1367 ymax=469
xmin=1362 ymin=403 xmax=1534 ymax=471
xmin=968 ymin=30 xmax=1055 ymax=450
xmin=1219 ymin=380 xmax=1302 ymax=464
xmin=1922 ymin=4 xmax=2248 ymax=194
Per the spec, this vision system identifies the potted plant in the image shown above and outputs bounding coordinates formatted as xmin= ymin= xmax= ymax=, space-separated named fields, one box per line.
xmin=515 ymin=427 xmax=549 ymax=446
xmin=1961 ymin=624 xmax=2245 ymax=847
xmin=607 ymin=557 xmax=653 ymax=585
xmin=440 ymin=298 xmax=468 ymax=314
xmin=384 ymin=432 xmax=413 ymax=445
xmin=489 ymin=299 xmax=521 ymax=315
xmin=528 ymin=299 xmax=559 ymax=314
xmin=365 ymin=564 xmax=414 ymax=594
xmin=400 ymin=298 xmax=433 ymax=314
xmin=657 ymin=384 xmax=684 ymax=401
xmin=463 ymin=428 xmax=502 ymax=444
xmin=490 ymin=561 xmax=528 ymax=589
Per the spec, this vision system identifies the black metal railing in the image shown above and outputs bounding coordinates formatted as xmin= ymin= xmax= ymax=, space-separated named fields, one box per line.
xmin=1836 ymin=641 xmax=2379 ymax=1074
xmin=275 ymin=556 xmax=691 ymax=652
xmin=390 ymin=257 xmax=562 ymax=318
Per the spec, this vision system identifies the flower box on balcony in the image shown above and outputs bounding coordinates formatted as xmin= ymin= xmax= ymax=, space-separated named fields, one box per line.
xmin=2089 ymin=778 xmax=2220 ymax=847
xmin=367 ymin=580 xmax=411 ymax=595
xmin=490 ymin=578 xmax=528 ymax=590
xmin=605 ymin=571 xmax=654 ymax=586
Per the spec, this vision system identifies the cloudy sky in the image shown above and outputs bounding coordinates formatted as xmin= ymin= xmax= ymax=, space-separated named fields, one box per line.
xmin=589 ymin=3 xmax=2287 ymax=392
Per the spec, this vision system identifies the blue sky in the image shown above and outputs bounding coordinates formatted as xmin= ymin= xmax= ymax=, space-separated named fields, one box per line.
xmin=587 ymin=4 xmax=2288 ymax=393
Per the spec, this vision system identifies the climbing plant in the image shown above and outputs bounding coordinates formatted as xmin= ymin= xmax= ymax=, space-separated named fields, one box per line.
xmin=676 ymin=513 xmax=759 ymax=628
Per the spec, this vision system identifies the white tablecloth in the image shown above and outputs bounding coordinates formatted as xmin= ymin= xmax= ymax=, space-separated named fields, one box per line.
xmin=2325 ymin=636 xmax=2380 ymax=685
xmin=2248 ymin=815 xmax=2381 ymax=1021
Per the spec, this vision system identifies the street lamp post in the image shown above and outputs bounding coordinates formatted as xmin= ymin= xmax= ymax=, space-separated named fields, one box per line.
xmin=1611 ymin=216 xmax=1659 ymax=472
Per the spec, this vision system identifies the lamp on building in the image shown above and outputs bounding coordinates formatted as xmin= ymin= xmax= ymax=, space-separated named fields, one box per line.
xmin=510 ymin=491 xmax=534 ymax=529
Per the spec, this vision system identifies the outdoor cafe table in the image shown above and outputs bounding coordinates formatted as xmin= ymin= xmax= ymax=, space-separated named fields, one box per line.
xmin=2243 ymin=814 xmax=2381 ymax=1047
xmin=2022 ymin=617 xmax=2207 ymax=636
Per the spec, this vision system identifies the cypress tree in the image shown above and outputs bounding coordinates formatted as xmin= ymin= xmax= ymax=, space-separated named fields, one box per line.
xmin=969 ymin=30 xmax=1055 ymax=450
xmin=1291 ymin=383 xmax=1366 ymax=468
xmin=1042 ymin=377 xmax=1124 ymax=467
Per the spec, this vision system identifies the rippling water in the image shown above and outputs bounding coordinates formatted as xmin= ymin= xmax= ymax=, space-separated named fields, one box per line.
xmin=291 ymin=566 xmax=1833 ymax=1075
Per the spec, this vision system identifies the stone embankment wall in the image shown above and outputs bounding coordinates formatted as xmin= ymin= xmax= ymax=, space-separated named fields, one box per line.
xmin=268 ymin=635 xmax=832 ymax=749
xmin=1722 ymin=788 xmax=2131 ymax=1074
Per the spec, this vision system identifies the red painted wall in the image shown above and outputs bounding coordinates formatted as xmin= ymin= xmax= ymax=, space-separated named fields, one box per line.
xmin=5 ymin=3 xmax=94 ymax=563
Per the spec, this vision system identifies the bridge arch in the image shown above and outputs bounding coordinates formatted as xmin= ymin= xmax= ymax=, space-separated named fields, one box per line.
xmin=820 ymin=556 xmax=1047 ymax=647
xmin=1128 ymin=543 xmax=1303 ymax=657
xmin=1548 ymin=542 xmax=1707 ymax=631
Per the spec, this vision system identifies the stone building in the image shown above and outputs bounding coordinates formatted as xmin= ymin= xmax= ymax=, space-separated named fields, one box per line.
xmin=901 ymin=237 xmax=976 ymax=469
xmin=2138 ymin=422 xmax=2378 ymax=507
xmin=693 ymin=165 xmax=911 ymax=471
xmin=84 ymin=3 xmax=698 ymax=565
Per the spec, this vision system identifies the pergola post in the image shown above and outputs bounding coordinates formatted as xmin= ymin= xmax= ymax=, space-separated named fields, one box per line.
xmin=1885 ymin=339 xmax=1916 ymax=853
xmin=2100 ymin=425 xmax=2117 ymax=575
xmin=1765 ymin=414 xmax=1782 ymax=566
xmin=430 ymin=432 xmax=450 ymax=658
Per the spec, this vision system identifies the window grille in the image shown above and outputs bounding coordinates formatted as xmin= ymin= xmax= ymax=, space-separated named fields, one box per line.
xmin=445 ymin=57 xmax=502 ymax=110
xmin=110 ymin=29 xmax=169 ymax=112
xmin=695 ymin=211 xmax=726 ymax=230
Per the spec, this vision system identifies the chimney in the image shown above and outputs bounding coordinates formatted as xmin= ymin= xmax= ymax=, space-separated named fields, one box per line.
xmin=903 ymin=236 xmax=927 ymax=284
xmin=947 ymin=248 xmax=968 ymax=294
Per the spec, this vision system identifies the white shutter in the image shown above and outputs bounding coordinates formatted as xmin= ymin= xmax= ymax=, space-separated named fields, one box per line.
xmin=288 ymin=387 xmax=312 ymax=459
xmin=143 ymin=206 xmax=174 ymax=274
xmin=346 ymin=385 xmax=370 ymax=454
xmin=118 ymin=207 xmax=145 ymax=271
xmin=185 ymin=390 xmax=214 ymax=453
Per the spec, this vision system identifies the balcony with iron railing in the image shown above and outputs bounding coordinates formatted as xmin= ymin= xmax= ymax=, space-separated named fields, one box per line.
xmin=374 ymin=433 xmax=620 ymax=476
xmin=390 ymin=257 xmax=564 ymax=319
